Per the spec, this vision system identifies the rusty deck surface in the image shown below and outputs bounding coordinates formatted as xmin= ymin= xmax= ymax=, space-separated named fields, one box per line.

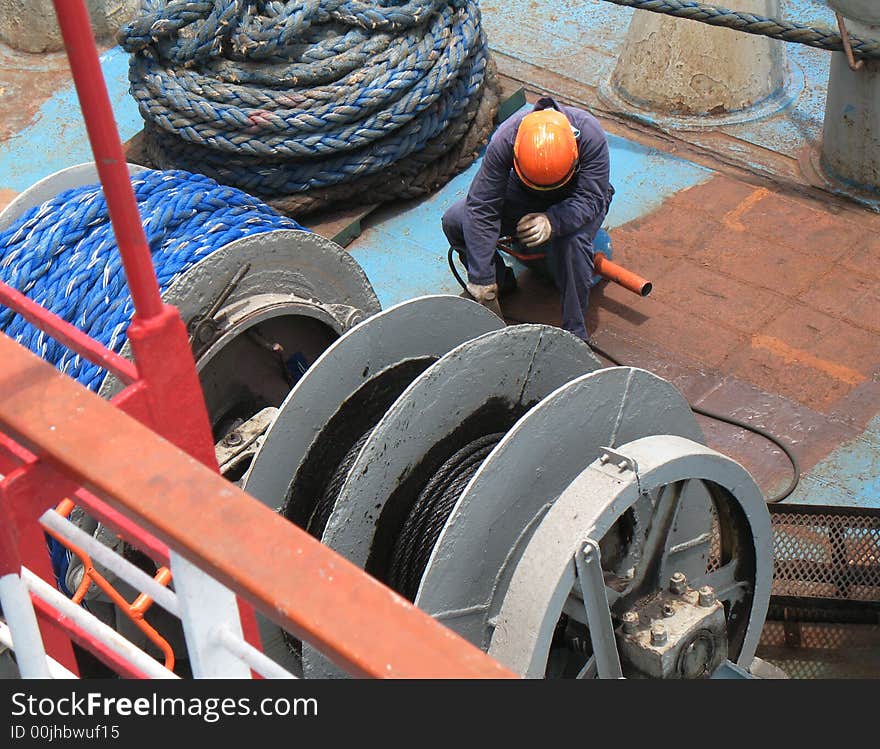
xmin=500 ymin=86 xmax=879 ymax=507
xmin=0 ymin=30 xmax=877 ymax=512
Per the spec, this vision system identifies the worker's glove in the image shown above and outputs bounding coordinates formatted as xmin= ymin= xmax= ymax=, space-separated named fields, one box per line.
xmin=464 ymin=281 xmax=503 ymax=319
xmin=516 ymin=213 xmax=552 ymax=248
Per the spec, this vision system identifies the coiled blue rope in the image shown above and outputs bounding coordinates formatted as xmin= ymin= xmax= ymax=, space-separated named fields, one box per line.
xmin=0 ymin=169 xmax=304 ymax=392
xmin=117 ymin=0 xmax=496 ymax=214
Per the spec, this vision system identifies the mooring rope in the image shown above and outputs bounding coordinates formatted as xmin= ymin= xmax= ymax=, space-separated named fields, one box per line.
xmin=599 ymin=0 xmax=880 ymax=58
xmin=0 ymin=169 xmax=304 ymax=392
xmin=118 ymin=0 xmax=499 ymax=217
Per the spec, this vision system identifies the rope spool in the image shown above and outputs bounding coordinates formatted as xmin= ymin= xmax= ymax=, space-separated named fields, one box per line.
xmin=0 ymin=169 xmax=303 ymax=391
xmin=118 ymin=0 xmax=500 ymax=218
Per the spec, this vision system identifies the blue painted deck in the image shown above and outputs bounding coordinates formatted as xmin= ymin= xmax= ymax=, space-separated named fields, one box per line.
xmin=788 ymin=414 xmax=880 ymax=509
xmin=0 ymin=6 xmax=875 ymax=513
xmin=0 ymin=47 xmax=140 ymax=192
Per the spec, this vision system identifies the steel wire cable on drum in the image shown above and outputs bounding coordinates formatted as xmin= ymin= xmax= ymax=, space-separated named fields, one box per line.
xmin=0 ymin=169 xmax=304 ymax=393
xmin=118 ymin=0 xmax=500 ymax=217
xmin=307 ymin=428 xmax=374 ymax=539
xmin=387 ymin=432 xmax=504 ymax=600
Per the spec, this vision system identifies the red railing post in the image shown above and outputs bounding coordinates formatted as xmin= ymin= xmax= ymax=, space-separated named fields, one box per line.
xmin=46 ymin=0 xmax=263 ymax=656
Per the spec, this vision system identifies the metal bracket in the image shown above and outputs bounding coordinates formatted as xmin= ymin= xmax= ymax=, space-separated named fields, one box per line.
xmin=597 ymin=446 xmax=638 ymax=474
xmin=188 ymin=263 xmax=251 ymax=357
xmin=596 ymin=446 xmax=641 ymax=494
xmin=574 ymin=539 xmax=624 ymax=679
xmin=215 ymin=407 xmax=278 ymax=479
xmin=835 ymin=12 xmax=865 ymax=72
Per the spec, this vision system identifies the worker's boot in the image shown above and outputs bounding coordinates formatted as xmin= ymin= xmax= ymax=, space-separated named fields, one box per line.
xmin=462 ymin=282 xmax=504 ymax=321
xmin=496 ymin=263 xmax=518 ymax=298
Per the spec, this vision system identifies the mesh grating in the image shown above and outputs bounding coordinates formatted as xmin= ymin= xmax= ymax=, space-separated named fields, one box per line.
xmin=754 ymin=505 xmax=880 ymax=679
xmin=757 ymin=619 xmax=880 ymax=679
xmin=706 ymin=502 xmax=722 ymax=573
xmin=769 ymin=506 xmax=880 ymax=601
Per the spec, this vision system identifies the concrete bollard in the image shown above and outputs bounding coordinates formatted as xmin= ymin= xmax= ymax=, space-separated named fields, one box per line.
xmin=606 ymin=0 xmax=788 ymax=122
xmin=0 ymin=0 xmax=136 ymax=53
xmin=821 ymin=1 xmax=880 ymax=193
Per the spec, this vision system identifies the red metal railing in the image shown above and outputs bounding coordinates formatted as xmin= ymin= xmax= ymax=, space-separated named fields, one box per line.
xmin=0 ymin=0 xmax=248 ymax=674
xmin=0 ymin=337 xmax=515 ymax=677
xmin=0 ymin=0 xmax=514 ymax=678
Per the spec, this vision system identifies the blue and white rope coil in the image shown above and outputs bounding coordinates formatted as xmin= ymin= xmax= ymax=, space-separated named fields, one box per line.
xmin=0 ymin=169 xmax=304 ymax=392
xmin=117 ymin=0 xmax=497 ymax=214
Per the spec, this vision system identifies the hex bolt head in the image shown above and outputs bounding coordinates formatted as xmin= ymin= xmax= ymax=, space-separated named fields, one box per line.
xmin=622 ymin=611 xmax=639 ymax=634
xmin=224 ymin=432 xmax=243 ymax=447
xmin=662 ymin=603 xmax=675 ymax=618
xmin=698 ymin=585 xmax=717 ymax=607
xmin=650 ymin=623 xmax=667 ymax=646
xmin=669 ymin=571 xmax=687 ymax=595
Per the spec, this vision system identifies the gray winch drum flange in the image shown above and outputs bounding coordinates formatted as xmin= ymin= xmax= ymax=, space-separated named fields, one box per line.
xmin=242 ymin=295 xmax=505 ymax=673
xmin=414 ymin=366 xmax=713 ymax=650
xmin=488 ymin=434 xmax=772 ymax=678
xmin=243 ymin=294 xmax=505 ymax=510
xmin=304 ymin=324 xmax=602 ymax=678
xmin=99 ymin=227 xmax=381 ymax=403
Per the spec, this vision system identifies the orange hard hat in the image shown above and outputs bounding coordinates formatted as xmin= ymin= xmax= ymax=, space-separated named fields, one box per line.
xmin=513 ymin=109 xmax=579 ymax=191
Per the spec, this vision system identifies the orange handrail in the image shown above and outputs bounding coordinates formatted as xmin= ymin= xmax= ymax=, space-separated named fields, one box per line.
xmin=0 ymin=334 xmax=515 ymax=678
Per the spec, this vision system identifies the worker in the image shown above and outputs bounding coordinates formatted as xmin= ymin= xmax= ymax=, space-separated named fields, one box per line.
xmin=442 ymin=96 xmax=614 ymax=341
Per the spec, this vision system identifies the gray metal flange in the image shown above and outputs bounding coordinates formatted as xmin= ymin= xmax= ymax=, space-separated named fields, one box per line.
xmin=488 ymin=434 xmax=772 ymax=679
xmin=243 ymin=294 xmax=505 ymax=512
xmin=242 ymin=295 xmax=503 ymax=675
xmin=98 ymin=229 xmax=381 ymax=442
xmin=303 ymin=324 xmax=602 ymax=678
xmin=414 ymin=366 xmax=713 ymax=650
xmin=0 ymin=162 xmax=148 ymax=232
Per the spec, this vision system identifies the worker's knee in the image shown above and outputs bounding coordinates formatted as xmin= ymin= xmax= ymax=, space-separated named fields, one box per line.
xmin=552 ymin=230 xmax=595 ymax=268
xmin=441 ymin=200 xmax=466 ymax=241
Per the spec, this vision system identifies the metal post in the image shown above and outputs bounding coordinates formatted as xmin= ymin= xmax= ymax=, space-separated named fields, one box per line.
xmin=574 ymin=540 xmax=624 ymax=679
xmin=51 ymin=0 xmax=163 ymax=323
xmin=48 ymin=0 xmax=264 ymax=655
xmin=0 ymin=574 xmax=51 ymax=678
xmin=170 ymin=553 xmax=252 ymax=679
xmin=821 ymin=1 xmax=880 ymax=193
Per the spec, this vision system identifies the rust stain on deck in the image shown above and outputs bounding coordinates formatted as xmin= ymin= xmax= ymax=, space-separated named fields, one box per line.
xmin=750 ymin=334 xmax=867 ymax=387
xmin=722 ymin=187 xmax=770 ymax=231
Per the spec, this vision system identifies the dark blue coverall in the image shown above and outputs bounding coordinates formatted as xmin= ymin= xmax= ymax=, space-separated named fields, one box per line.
xmin=442 ymin=97 xmax=614 ymax=341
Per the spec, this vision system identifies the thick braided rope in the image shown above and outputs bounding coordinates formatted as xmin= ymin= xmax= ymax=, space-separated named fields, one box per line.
xmin=265 ymin=57 xmax=500 ymax=217
xmin=119 ymin=0 xmax=496 ymax=212
xmin=131 ymin=8 xmax=481 ymax=157
xmin=600 ymin=0 xmax=880 ymax=58
xmin=144 ymin=39 xmax=488 ymax=191
xmin=0 ymin=169 xmax=303 ymax=391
